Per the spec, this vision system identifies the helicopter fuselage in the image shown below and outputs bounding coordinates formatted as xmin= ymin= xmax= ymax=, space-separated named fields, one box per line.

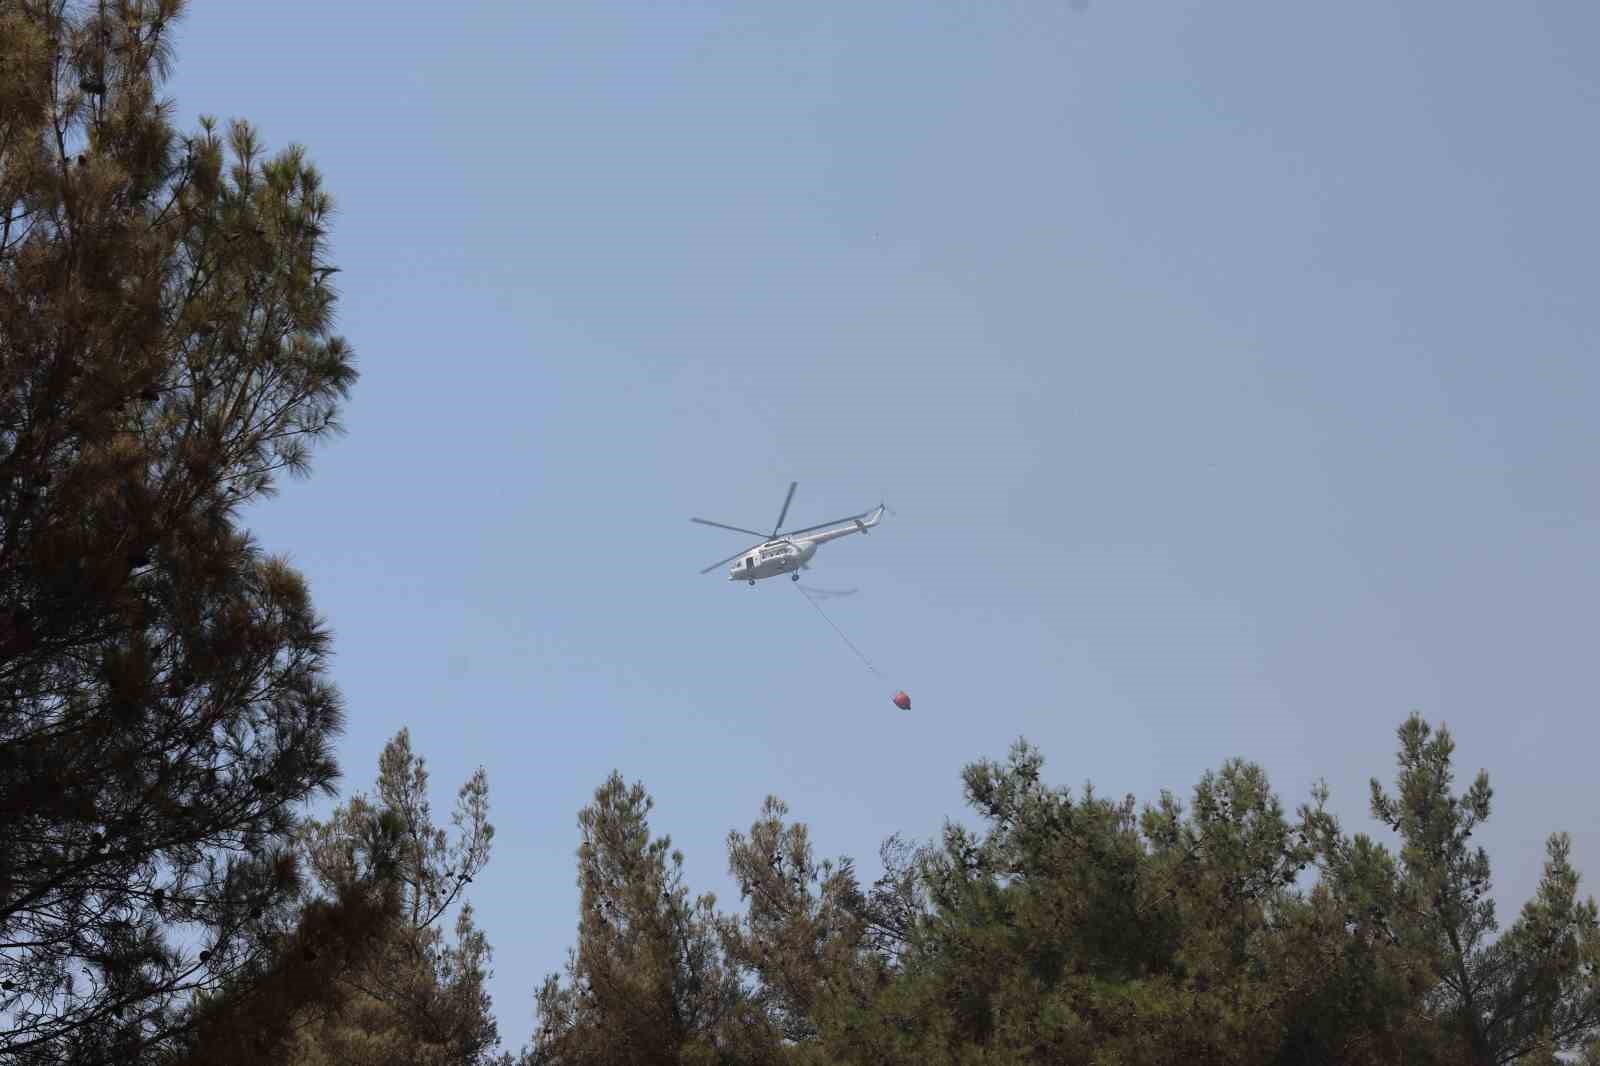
xmin=728 ymin=539 xmax=816 ymax=582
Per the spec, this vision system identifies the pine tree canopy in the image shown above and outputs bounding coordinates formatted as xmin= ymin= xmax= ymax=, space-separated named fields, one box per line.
xmin=526 ymin=715 xmax=1600 ymax=1066
xmin=3 ymin=2 xmax=358 ymax=1062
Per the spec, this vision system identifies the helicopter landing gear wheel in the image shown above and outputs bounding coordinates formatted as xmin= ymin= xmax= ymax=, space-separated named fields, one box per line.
xmin=748 ymin=579 xmax=756 ymax=587
xmin=791 ymin=571 xmax=800 ymax=582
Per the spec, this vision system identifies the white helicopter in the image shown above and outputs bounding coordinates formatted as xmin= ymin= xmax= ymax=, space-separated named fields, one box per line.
xmin=694 ymin=481 xmax=886 ymax=585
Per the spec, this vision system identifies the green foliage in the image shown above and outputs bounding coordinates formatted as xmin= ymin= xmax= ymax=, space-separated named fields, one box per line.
xmin=2 ymin=1 xmax=358 ymax=1062
xmin=533 ymin=717 xmax=1600 ymax=1066
xmin=1357 ymin=714 xmax=1600 ymax=1064
xmin=868 ymin=744 xmax=1313 ymax=1064
xmin=163 ymin=868 xmax=404 ymax=1066
xmin=720 ymin=795 xmax=881 ymax=1044
xmin=531 ymin=772 xmax=745 ymax=1066
xmin=288 ymin=729 xmax=504 ymax=1066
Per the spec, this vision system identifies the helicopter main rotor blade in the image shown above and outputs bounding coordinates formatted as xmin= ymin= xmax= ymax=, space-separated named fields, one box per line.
xmin=692 ymin=517 xmax=771 ymax=538
xmin=772 ymin=481 xmax=797 ymax=535
xmin=699 ymin=546 xmax=754 ymax=575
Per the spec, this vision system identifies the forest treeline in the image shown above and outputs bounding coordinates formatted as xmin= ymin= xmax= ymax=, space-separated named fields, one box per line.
xmin=3 ymin=3 xmax=1597 ymax=1064
xmin=521 ymin=719 xmax=1600 ymax=1066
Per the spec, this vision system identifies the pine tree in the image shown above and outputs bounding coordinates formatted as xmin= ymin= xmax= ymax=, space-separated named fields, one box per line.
xmin=532 ymin=773 xmax=743 ymax=1066
xmin=720 ymin=795 xmax=876 ymax=1044
xmin=289 ymin=729 xmax=504 ymax=1066
xmin=164 ymin=852 xmax=406 ymax=1066
xmin=1363 ymin=714 xmax=1600 ymax=1063
xmin=1 ymin=1 xmax=357 ymax=1061
xmin=721 ymin=802 xmax=924 ymax=1066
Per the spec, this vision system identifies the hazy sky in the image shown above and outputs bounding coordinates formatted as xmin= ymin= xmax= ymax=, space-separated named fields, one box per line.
xmin=165 ymin=1 xmax=1599 ymax=1051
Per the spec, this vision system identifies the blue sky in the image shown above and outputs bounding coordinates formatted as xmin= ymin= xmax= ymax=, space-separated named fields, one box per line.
xmin=166 ymin=1 xmax=1599 ymax=1051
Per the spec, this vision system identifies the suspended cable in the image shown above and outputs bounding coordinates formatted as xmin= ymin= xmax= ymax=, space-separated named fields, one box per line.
xmin=793 ymin=579 xmax=882 ymax=680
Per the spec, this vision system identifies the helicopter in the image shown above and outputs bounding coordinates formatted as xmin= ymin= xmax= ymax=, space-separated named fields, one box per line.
xmin=694 ymin=481 xmax=886 ymax=585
